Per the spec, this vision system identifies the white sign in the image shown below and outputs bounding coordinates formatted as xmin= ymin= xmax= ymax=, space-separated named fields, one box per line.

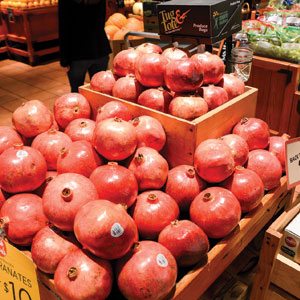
xmin=286 ymin=137 xmax=300 ymax=189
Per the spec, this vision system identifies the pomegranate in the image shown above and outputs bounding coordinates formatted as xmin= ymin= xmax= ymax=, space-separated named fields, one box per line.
xmin=64 ymin=118 xmax=96 ymax=143
xmin=222 ymin=166 xmax=264 ymax=212
xmin=12 ymin=100 xmax=53 ymax=138
xmin=31 ymin=226 xmax=78 ymax=274
xmin=131 ymin=116 xmax=166 ymax=151
xmin=0 ymin=126 xmax=23 ymax=154
xmin=35 ymin=171 xmax=58 ymax=197
xmin=113 ymin=48 xmax=140 ymax=77
xmin=96 ymin=101 xmax=132 ymax=123
xmin=162 ymin=47 xmax=188 ymax=61
xmin=135 ymin=43 xmax=162 ymax=54
xmin=135 ymin=53 xmax=168 ymax=87
xmin=90 ymin=162 xmax=138 ymax=208
xmin=128 ymin=147 xmax=169 ymax=191
xmin=31 ymin=129 xmax=72 ymax=170
xmin=0 ymin=189 xmax=6 ymax=209
xmin=131 ymin=190 xmax=179 ymax=240
xmin=247 ymin=150 xmax=282 ymax=190
xmin=200 ymin=85 xmax=229 ymax=110
xmin=116 ymin=241 xmax=177 ymax=300
xmin=0 ymin=144 xmax=47 ymax=193
xmin=112 ymin=75 xmax=144 ymax=102
xmin=158 ymin=220 xmax=209 ymax=267
xmin=93 ymin=117 xmax=137 ymax=161
xmin=90 ymin=70 xmax=116 ymax=95
xmin=269 ymin=134 xmax=289 ymax=171
xmin=74 ymin=200 xmax=138 ymax=259
xmin=190 ymin=187 xmax=241 ymax=239
xmin=233 ymin=117 xmax=270 ymax=150
xmin=221 ymin=134 xmax=249 ymax=166
xmin=57 ymin=141 xmax=103 ymax=177
xmin=218 ymin=74 xmax=245 ymax=100
xmin=165 ymin=165 xmax=206 ymax=211
xmin=54 ymin=93 xmax=91 ymax=129
xmin=0 ymin=193 xmax=48 ymax=246
xmin=137 ymin=88 xmax=173 ymax=112
xmin=43 ymin=173 xmax=98 ymax=231
xmin=194 ymin=139 xmax=235 ymax=183
xmin=164 ymin=58 xmax=204 ymax=93
xmin=54 ymin=249 xmax=113 ymax=300
xmin=191 ymin=52 xmax=225 ymax=85
xmin=169 ymin=94 xmax=208 ymax=120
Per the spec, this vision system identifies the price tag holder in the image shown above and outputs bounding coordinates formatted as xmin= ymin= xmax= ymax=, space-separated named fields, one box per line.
xmin=0 ymin=239 xmax=40 ymax=300
xmin=286 ymin=137 xmax=300 ymax=189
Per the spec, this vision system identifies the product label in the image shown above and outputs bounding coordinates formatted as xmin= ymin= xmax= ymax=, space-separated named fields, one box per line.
xmin=16 ymin=150 xmax=28 ymax=159
xmin=110 ymin=223 xmax=124 ymax=238
xmin=156 ymin=254 xmax=168 ymax=268
xmin=285 ymin=137 xmax=300 ymax=189
xmin=0 ymin=239 xmax=40 ymax=300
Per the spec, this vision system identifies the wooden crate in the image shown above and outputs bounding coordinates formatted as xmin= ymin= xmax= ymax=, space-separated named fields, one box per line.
xmin=79 ymin=85 xmax=258 ymax=168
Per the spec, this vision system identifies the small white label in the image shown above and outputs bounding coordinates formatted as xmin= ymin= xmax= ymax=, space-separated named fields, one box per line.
xmin=110 ymin=223 xmax=124 ymax=238
xmin=286 ymin=138 xmax=300 ymax=189
xmin=156 ymin=253 xmax=168 ymax=268
xmin=16 ymin=150 xmax=28 ymax=159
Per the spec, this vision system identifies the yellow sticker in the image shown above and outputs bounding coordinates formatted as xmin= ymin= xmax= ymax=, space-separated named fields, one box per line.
xmin=0 ymin=239 xmax=40 ymax=300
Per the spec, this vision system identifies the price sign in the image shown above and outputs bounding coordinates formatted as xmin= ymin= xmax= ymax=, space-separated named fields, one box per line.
xmin=0 ymin=239 xmax=40 ymax=300
xmin=286 ymin=137 xmax=300 ymax=189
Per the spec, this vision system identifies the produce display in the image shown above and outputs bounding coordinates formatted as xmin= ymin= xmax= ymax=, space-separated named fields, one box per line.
xmin=0 ymin=0 xmax=57 ymax=9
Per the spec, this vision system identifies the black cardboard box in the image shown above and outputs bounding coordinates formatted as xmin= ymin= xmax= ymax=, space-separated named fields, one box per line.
xmin=157 ymin=0 xmax=242 ymax=42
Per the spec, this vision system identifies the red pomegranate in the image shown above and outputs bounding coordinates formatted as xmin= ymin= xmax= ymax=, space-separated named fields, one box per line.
xmin=0 ymin=194 xmax=48 ymax=246
xmin=137 ymin=88 xmax=173 ymax=112
xmin=158 ymin=220 xmax=209 ymax=267
xmin=113 ymin=48 xmax=140 ymax=77
xmin=191 ymin=52 xmax=225 ymax=85
xmin=54 ymin=93 xmax=91 ymax=129
xmin=31 ymin=129 xmax=72 ymax=170
xmin=233 ymin=117 xmax=270 ymax=150
xmin=221 ymin=134 xmax=249 ymax=166
xmin=164 ymin=58 xmax=204 ymax=93
xmin=194 ymin=139 xmax=235 ymax=183
xmin=131 ymin=116 xmax=166 ymax=151
xmin=136 ymin=43 xmax=162 ymax=54
xmin=131 ymin=190 xmax=179 ymax=240
xmin=190 ymin=187 xmax=241 ymax=239
xmin=128 ymin=147 xmax=169 ymax=191
xmin=43 ymin=173 xmax=98 ymax=231
xmin=12 ymin=100 xmax=53 ymax=138
xmin=269 ymin=134 xmax=289 ymax=171
xmin=90 ymin=70 xmax=116 ymax=95
xmin=35 ymin=170 xmax=58 ymax=197
xmin=64 ymin=118 xmax=96 ymax=143
xmin=135 ymin=53 xmax=168 ymax=87
xmin=74 ymin=200 xmax=138 ymax=259
xmin=96 ymin=101 xmax=132 ymax=123
xmin=0 ymin=126 xmax=23 ymax=154
xmin=116 ymin=241 xmax=177 ymax=300
xmin=31 ymin=226 xmax=78 ymax=274
xmin=247 ymin=150 xmax=282 ymax=190
xmin=112 ymin=75 xmax=144 ymax=102
xmin=93 ymin=117 xmax=137 ymax=161
xmin=162 ymin=47 xmax=188 ymax=61
xmin=90 ymin=162 xmax=138 ymax=208
xmin=0 ymin=144 xmax=47 ymax=193
xmin=165 ymin=165 xmax=206 ymax=211
xmin=222 ymin=166 xmax=264 ymax=212
xmin=169 ymin=94 xmax=208 ymax=120
xmin=0 ymin=189 xmax=6 ymax=209
xmin=54 ymin=249 xmax=113 ymax=300
xmin=57 ymin=141 xmax=103 ymax=177
xmin=200 ymin=85 xmax=229 ymax=110
xmin=218 ymin=74 xmax=245 ymax=100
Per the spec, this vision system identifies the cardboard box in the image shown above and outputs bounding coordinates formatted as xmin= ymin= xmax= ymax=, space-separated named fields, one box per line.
xmin=157 ymin=0 xmax=242 ymax=43
xmin=143 ymin=0 xmax=168 ymax=33
xmin=281 ymin=212 xmax=300 ymax=264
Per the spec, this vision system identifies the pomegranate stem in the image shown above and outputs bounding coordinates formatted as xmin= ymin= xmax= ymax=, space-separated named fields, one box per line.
xmin=67 ymin=267 xmax=78 ymax=280
xmin=61 ymin=188 xmax=73 ymax=202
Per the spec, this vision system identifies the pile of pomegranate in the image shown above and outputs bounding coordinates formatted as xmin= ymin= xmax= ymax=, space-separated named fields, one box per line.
xmin=0 ymin=76 xmax=287 ymax=300
xmin=90 ymin=43 xmax=246 ymax=121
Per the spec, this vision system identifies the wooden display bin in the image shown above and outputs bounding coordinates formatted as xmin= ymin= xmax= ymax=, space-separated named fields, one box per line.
xmin=79 ymin=84 xmax=258 ymax=168
xmin=0 ymin=11 xmax=7 ymax=54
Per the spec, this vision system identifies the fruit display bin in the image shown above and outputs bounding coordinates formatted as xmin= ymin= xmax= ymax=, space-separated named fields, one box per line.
xmin=79 ymin=85 xmax=258 ymax=168
xmin=22 ymin=176 xmax=293 ymax=299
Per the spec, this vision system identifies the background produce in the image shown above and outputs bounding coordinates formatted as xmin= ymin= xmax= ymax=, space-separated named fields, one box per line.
xmin=0 ymin=0 xmax=58 ymax=8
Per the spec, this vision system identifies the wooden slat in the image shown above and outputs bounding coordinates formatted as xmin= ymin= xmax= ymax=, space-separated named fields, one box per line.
xmin=267 ymin=284 xmax=299 ymax=300
xmin=6 ymin=33 xmax=27 ymax=42
xmin=6 ymin=46 xmax=29 ymax=57
xmin=35 ymin=46 xmax=59 ymax=57
xmin=288 ymin=90 xmax=300 ymax=138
